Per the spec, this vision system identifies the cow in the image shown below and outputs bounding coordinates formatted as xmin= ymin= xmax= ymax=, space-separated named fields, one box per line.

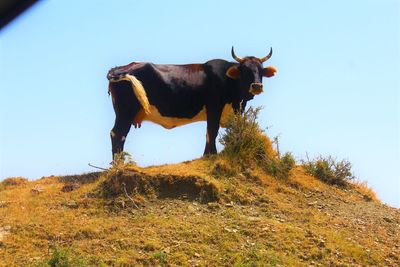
xmin=107 ymin=47 xmax=277 ymax=159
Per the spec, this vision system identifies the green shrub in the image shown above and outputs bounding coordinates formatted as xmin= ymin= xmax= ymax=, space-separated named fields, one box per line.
xmin=219 ymin=107 xmax=267 ymax=163
xmin=219 ymin=107 xmax=295 ymax=179
xmin=302 ymin=155 xmax=355 ymax=186
xmin=279 ymin=152 xmax=296 ymax=178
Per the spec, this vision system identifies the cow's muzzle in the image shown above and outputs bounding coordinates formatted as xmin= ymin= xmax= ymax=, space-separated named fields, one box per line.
xmin=249 ymin=83 xmax=264 ymax=95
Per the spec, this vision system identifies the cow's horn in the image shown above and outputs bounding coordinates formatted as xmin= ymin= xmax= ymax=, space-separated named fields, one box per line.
xmin=231 ymin=46 xmax=243 ymax=63
xmin=259 ymin=47 xmax=273 ymax=63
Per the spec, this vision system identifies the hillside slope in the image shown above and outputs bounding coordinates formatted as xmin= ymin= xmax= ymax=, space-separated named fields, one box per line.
xmin=0 ymin=158 xmax=399 ymax=266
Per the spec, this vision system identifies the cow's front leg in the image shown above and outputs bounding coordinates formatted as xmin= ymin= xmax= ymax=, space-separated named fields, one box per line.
xmin=110 ymin=116 xmax=132 ymax=160
xmin=204 ymin=106 xmax=223 ymax=155
xmin=232 ymin=99 xmax=247 ymax=114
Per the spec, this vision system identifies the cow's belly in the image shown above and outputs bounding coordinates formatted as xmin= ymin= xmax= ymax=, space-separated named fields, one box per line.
xmin=145 ymin=105 xmax=207 ymax=129
xmin=138 ymin=104 xmax=234 ymax=129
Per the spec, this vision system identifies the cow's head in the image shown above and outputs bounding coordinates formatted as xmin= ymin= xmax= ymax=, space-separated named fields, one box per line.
xmin=226 ymin=47 xmax=277 ymax=101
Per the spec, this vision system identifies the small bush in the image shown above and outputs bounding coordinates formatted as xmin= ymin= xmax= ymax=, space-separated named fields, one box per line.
xmin=281 ymin=152 xmax=296 ymax=170
xmin=220 ymin=107 xmax=269 ymax=163
xmin=302 ymin=155 xmax=355 ymax=186
xmin=1 ymin=177 xmax=28 ymax=187
xmin=219 ymin=107 xmax=295 ymax=179
xmin=264 ymin=152 xmax=296 ymax=179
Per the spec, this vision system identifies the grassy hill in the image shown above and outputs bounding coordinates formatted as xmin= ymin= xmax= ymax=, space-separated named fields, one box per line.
xmin=1 ymin=157 xmax=399 ymax=266
xmin=1 ymin=110 xmax=399 ymax=266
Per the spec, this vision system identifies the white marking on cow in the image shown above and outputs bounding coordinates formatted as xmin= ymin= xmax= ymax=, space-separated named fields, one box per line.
xmin=140 ymin=104 xmax=234 ymax=129
xmin=144 ymin=105 xmax=207 ymax=129
xmin=110 ymin=131 xmax=116 ymax=138
xmin=249 ymin=87 xmax=264 ymax=96
xmin=110 ymin=74 xmax=151 ymax=114
xmin=121 ymin=136 xmax=126 ymax=142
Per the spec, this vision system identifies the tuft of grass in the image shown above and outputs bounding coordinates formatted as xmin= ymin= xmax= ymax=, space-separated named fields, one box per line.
xmin=35 ymin=246 xmax=89 ymax=267
xmin=352 ymin=180 xmax=380 ymax=202
xmin=152 ymin=251 xmax=168 ymax=266
xmin=219 ymin=107 xmax=295 ymax=179
xmin=111 ymin=151 xmax=138 ymax=172
xmin=301 ymin=155 xmax=355 ymax=187
xmin=212 ymin=158 xmax=239 ymax=179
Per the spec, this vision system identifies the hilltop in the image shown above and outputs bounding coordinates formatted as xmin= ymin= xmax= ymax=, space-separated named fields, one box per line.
xmin=0 ymin=156 xmax=399 ymax=266
xmin=1 ymin=109 xmax=399 ymax=266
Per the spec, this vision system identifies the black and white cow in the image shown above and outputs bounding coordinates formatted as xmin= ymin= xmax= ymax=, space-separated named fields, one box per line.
xmin=107 ymin=47 xmax=277 ymax=159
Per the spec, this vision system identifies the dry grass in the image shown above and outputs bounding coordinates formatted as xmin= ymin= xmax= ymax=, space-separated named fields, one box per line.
xmin=351 ymin=180 xmax=380 ymax=203
xmin=1 ymin=156 xmax=398 ymax=266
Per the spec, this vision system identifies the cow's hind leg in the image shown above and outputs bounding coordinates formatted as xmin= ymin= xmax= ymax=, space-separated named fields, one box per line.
xmin=109 ymin=80 xmax=141 ymax=160
xmin=110 ymin=116 xmax=132 ymax=160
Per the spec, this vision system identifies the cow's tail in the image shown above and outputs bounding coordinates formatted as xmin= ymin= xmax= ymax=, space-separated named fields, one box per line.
xmin=109 ymin=74 xmax=151 ymax=115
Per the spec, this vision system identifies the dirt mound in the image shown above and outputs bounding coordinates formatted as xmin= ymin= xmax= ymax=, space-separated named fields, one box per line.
xmin=99 ymin=171 xmax=219 ymax=203
xmin=57 ymin=172 xmax=103 ymax=185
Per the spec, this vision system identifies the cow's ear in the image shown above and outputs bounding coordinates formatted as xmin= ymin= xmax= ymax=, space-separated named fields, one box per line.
xmin=226 ymin=65 xmax=240 ymax=79
xmin=263 ymin=66 xmax=277 ymax=77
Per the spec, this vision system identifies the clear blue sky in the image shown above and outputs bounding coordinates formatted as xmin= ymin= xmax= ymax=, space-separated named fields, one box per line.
xmin=1 ymin=0 xmax=399 ymax=207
